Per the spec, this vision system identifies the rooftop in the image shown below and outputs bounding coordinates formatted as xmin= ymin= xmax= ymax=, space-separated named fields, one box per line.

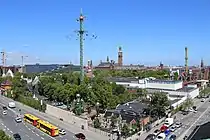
xmin=187 ymin=122 xmax=210 ymax=140
xmin=147 ymin=79 xmax=182 ymax=84
xmin=108 ymin=77 xmax=139 ymax=83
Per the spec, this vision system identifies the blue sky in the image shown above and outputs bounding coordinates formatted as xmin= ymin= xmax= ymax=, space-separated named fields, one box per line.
xmin=0 ymin=0 xmax=210 ymax=66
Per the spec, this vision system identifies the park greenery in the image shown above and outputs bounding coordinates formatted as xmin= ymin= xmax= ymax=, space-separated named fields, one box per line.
xmin=0 ymin=130 xmax=12 ymax=140
xmin=0 ymin=69 xmax=170 ymax=114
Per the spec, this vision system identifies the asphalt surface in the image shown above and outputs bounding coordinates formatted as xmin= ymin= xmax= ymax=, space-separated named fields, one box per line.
xmin=0 ymin=95 xmax=110 ymax=140
xmin=139 ymin=98 xmax=209 ymax=140
xmin=175 ymin=98 xmax=210 ymax=139
xmin=0 ymin=98 xmax=77 ymax=140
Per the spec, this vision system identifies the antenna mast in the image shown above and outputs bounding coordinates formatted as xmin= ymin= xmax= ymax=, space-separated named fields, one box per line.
xmin=185 ymin=47 xmax=188 ymax=75
xmin=1 ymin=50 xmax=6 ymax=75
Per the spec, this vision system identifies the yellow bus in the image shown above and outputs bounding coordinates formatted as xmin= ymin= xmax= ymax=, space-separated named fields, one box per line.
xmin=24 ymin=113 xmax=40 ymax=126
xmin=37 ymin=119 xmax=59 ymax=137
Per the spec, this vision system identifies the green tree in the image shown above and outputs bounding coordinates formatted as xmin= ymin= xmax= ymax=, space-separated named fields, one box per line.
xmin=121 ymin=124 xmax=130 ymax=137
xmin=150 ymin=92 xmax=169 ymax=117
xmin=0 ymin=130 xmax=12 ymax=140
xmin=93 ymin=118 xmax=101 ymax=128
xmin=174 ymin=72 xmax=179 ymax=80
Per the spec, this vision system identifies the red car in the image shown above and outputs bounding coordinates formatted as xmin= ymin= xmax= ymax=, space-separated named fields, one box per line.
xmin=160 ymin=125 xmax=168 ymax=132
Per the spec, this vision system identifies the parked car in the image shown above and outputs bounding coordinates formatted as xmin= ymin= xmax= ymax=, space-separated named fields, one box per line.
xmin=145 ymin=134 xmax=155 ymax=140
xmin=13 ymin=133 xmax=21 ymax=140
xmin=175 ymin=122 xmax=182 ymax=128
xmin=153 ymin=129 xmax=160 ymax=135
xmin=170 ymin=126 xmax=176 ymax=132
xmin=155 ymin=133 xmax=165 ymax=140
xmin=169 ymin=134 xmax=177 ymax=140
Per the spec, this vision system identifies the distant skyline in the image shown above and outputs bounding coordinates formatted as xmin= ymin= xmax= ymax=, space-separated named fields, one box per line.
xmin=0 ymin=0 xmax=210 ymax=66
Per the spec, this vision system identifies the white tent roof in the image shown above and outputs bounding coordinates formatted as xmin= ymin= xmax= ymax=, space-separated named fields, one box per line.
xmin=5 ymin=69 xmax=14 ymax=78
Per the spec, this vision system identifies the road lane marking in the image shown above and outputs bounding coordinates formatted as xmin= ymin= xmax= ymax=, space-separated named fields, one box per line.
xmin=7 ymin=128 xmax=9 ymax=131
xmin=4 ymin=125 xmax=6 ymax=128
xmin=10 ymin=131 xmax=13 ymax=133
xmin=1 ymin=123 xmax=3 ymax=125
xmin=28 ymin=128 xmax=31 ymax=130
xmin=181 ymin=106 xmax=210 ymax=138
xmin=41 ymin=137 xmax=44 ymax=140
xmin=32 ymin=131 xmax=35 ymax=133
xmin=36 ymin=134 xmax=39 ymax=136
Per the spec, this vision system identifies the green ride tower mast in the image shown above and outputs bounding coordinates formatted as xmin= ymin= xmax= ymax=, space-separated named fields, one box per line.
xmin=77 ymin=9 xmax=85 ymax=83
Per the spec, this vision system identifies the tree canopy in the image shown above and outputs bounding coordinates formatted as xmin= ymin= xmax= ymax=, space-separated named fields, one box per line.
xmin=0 ymin=69 xmax=170 ymax=111
xmin=0 ymin=130 xmax=12 ymax=140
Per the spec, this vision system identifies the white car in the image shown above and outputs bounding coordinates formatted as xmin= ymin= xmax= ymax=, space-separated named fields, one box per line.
xmin=59 ymin=129 xmax=66 ymax=135
xmin=170 ymin=126 xmax=176 ymax=132
xmin=15 ymin=117 xmax=22 ymax=123
xmin=155 ymin=133 xmax=166 ymax=140
xmin=2 ymin=110 xmax=7 ymax=115
xmin=175 ymin=122 xmax=182 ymax=128
xmin=153 ymin=129 xmax=160 ymax=136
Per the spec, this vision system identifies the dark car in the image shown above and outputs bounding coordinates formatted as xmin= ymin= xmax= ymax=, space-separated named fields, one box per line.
xmin=75 ymin=133 xmax=86 ymax=139
xmin=169 ymin=134 xmax=176 ymax=140
xmin=13 ymin=133 xmax=21 ymax=140
xmin=145 ymin=134 xmax=155 ymax=140
xmin=3 ymin=106 xmax=7 ymax=110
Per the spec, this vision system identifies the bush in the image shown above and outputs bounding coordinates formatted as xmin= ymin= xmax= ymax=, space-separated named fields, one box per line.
xmin=0 ymin=130 xmax=12 ymax=140
xmin=6 ymin=92 xmax=46 ymax=112
xmin=18 ymin=95 xmax=46 ymax=112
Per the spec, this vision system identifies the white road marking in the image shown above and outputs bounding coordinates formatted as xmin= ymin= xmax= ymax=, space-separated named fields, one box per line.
xmin=1 ymin=123 xmax=3 ymax=125
xmin=41 ymin=137 xmax=44 ymax=140
xmin=7 ymin=128 xmax=9 ymax=131
xmin=36 ymin=134 xmax=39 ymax=136
xmin=181 ymin=106 xmax=210 ymax=137
xmin=32 ymin=131 xmax=35 ymax=133
xmin=28 ymin=128 xmax=31 ymax=130
xmin=10 ymin=130 xmax=13 ymax=133
xmin=4 ymin=125 xmax=6 ymax=128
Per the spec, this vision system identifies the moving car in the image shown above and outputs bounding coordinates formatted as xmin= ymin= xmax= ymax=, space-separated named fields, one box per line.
xmin=59 ymin=129 xmax=66 ymax=135
xmin=8 ymin=102 xmax=16 ymax=108
xmin=13 ymin=133 xmax=21 ymax=140
xmin=15 ymin=117 xmax=22 ymax=123
xmin=2 ymin=110 xmax=7 ymax=115
xmin=2 ymin=106 xmax=7 ymax=110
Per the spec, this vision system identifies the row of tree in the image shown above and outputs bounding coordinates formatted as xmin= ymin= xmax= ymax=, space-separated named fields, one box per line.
xmin=0 ymin=130 xmax=11 ymax=140
xmin=1 ymin=69 xmax=170 ymax=111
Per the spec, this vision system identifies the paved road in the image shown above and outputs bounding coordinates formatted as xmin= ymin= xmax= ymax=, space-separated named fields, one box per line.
xmin=139 ymin=98 xmax=207 ymax=140
xmin=0 ymin=95 xmax=110 ymax=140
xmin=0 ymin=103 xmax=56 ymax=140
xmin=175 ymin=98 xmax=210 ymax=139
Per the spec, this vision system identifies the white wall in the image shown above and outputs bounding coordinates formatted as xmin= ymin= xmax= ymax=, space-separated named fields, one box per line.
xmin=115 ymin=82 xmax=146 ymax=88
xmin=146 ymin=81 xmax=182 ymax=90
xmin=45 ymin=104 xmax=88 ymax=129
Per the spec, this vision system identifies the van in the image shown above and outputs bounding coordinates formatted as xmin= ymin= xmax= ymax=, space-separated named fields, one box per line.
xmin=8 ymin=102 xmax=16 ymax=108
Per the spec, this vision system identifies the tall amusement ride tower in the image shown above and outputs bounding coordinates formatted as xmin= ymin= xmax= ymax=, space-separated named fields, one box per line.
xmin=76 ymin=10 xmax=86 ymax=83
